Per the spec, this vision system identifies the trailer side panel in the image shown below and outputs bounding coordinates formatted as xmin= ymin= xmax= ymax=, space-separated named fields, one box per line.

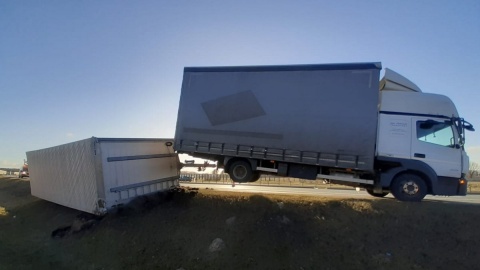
xmin=175 ymin=63 xmax=381 ymax=171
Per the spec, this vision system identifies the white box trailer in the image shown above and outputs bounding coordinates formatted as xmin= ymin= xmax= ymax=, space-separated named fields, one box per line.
xmin=27 ymin=137 xmax=180 ymax=215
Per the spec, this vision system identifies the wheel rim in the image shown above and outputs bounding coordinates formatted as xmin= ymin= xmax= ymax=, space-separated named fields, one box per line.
xmin=402 ymin=181 xmax=419 ymax=195
xmin=233 ymin=165 xmax=247 ymax=179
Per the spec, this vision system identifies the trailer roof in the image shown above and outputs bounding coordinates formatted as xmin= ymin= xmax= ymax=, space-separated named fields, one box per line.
xmin=94 ymin=137 xmax=174 ymax=143
xmin=184 ymin=62 xmax=382 ymax=73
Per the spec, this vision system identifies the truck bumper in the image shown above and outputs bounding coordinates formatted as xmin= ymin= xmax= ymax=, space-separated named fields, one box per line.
xmin=434 ymin=177 xmax=467 ymax=196
xmin=457 ymin=179 xmax=468 ymax=195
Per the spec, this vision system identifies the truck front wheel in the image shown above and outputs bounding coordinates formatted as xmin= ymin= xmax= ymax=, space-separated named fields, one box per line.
xmin=228 ymin=160 xmax=253 ymax=183
xmin=390 ymin=173 xmax=427 ymax=202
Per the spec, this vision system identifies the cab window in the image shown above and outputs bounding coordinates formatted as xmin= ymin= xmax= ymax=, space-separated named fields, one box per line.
xmin=416 ymin=120 xmax=455 ymax=147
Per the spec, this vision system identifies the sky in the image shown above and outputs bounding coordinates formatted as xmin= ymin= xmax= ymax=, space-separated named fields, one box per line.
xmin=1 ymin=0 xmax=479 ymax=168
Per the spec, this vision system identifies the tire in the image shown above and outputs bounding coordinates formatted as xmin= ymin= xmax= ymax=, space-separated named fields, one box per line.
xmin=390 ymin=173 xmax=427 ymax=202
xmin=250 ymin=172 xmax=261 ymax=182
xmin=228 ymin=160 xmax=253 ymax=183
xmin=366 ymin=188 xmax=389 ymax=198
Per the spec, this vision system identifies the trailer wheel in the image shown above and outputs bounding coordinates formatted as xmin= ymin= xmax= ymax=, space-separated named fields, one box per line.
xmin=366 ymin=188 xmax=389 ymax=198
xmin=390 ymin=173 xmax=427 ymax=202
xmin=228 ymin=160 xmax=253 ymax=183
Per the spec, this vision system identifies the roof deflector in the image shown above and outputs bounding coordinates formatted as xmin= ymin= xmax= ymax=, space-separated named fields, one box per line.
xmin=380 ymin=68 xmax=422 ymax=92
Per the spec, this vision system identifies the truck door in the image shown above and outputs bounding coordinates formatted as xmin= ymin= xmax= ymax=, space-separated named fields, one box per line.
xmin=411 ymin=117 xmax=462 ymax=178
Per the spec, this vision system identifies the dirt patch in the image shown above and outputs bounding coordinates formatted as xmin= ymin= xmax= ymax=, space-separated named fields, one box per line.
xmin=1 ymin=176 xmax=480 ymax=269
xmin=51 ymin=213 xmax=103 ymax=238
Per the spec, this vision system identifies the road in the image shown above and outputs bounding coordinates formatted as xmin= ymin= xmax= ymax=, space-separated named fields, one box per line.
xmin=181 ymin=182 xmax=480 ymax=205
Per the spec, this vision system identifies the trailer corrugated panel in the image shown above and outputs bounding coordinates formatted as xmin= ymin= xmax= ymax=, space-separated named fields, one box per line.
xmin=175 ymin=63 xmax=381 ymax=171
xmin=28 ymin=138 xmax=98 ymax=214
xmin=27 ymin=137 xmax=179 ymax=215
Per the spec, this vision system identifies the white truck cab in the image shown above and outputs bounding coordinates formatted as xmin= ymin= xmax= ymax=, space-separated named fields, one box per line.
xmin=375 ymin=69 xmax=474 ymax=200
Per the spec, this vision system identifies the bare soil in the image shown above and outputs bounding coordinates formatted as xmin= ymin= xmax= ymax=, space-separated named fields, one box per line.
xmin=1 ymin=176 xmax=480 ymax=270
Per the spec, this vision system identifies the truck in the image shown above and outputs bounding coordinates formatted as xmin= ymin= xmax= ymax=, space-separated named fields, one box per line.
xmin=19 ymin=162 xmax=29 ymax=178
xmin=174 ymin=62 xmax=474 ymax=201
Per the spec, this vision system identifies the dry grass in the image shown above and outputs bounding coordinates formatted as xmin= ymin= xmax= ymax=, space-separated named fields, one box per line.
xmin=468 ymin=181 xmax=480 ymax=193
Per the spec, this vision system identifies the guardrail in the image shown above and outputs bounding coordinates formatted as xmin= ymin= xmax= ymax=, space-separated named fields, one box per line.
xmin=179 ymin=173 xmax=480 ymax=193
xmin=179 ymin=173 xmax=345 ymax=189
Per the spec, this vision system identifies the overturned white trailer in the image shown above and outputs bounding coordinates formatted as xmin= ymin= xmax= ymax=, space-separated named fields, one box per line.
xmin=27 ymin=137 xmax=180 ymax=215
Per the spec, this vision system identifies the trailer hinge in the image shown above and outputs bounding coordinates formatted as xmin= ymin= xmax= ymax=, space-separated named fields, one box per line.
xmin=93 ymin=137 xmax=99 ymax=155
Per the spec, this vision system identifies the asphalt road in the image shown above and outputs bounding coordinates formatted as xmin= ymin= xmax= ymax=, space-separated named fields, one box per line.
xmin=181 ymin=182 xmax=480 ymax=205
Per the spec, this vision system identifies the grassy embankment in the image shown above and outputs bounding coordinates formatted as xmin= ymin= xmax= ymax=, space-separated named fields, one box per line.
xmin=1 ymin=176 xmax=480 ymax=270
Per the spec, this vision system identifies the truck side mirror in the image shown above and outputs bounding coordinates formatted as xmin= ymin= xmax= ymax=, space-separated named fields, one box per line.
xmin=464 ymin=122 xmax=475 ymax=132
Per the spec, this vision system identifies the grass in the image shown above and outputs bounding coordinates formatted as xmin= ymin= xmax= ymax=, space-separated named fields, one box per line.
xmin=1 ymin=176 xmax=480 ymax=269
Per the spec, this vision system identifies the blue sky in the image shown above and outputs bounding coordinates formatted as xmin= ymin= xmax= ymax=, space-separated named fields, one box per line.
xmin=1 ymin=0 xmax=479 ymax=168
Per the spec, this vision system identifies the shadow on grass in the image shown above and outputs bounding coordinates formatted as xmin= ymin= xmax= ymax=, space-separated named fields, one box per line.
xmin=1 ymin=178 xmax=480 ymax=270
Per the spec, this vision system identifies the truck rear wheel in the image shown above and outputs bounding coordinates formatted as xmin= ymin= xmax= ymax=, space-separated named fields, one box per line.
xmin=366 ymin=188 xmax=389 ymax=198
xmin=228 ymin=160 xmax=253 ymax=183
xmin=250 ymin=172 xmax=261 ymax=182
xmin=390 ymin=173 xmax=427 ymax=202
